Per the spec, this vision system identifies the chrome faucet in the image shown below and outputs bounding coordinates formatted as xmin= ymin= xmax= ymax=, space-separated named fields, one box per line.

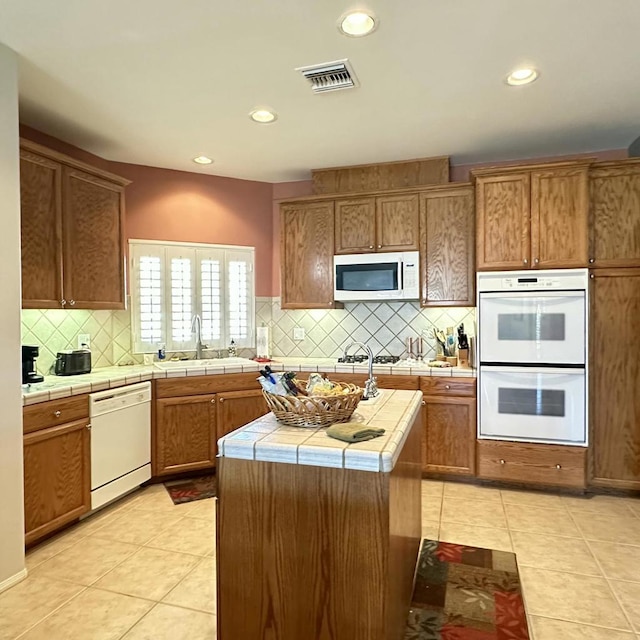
xmin=191 ymin=314 xmax=207 ymax=359
xmin=343 ymin=341 xmax=378 ymax=400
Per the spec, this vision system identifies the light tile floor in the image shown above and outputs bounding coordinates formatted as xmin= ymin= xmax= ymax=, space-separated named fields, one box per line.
xmin=0 ymin=481 xmax=638 ymax=639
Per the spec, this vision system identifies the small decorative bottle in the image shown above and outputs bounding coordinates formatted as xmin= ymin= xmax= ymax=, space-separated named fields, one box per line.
xmin=228 ymin=339 xmax=236 ymax=357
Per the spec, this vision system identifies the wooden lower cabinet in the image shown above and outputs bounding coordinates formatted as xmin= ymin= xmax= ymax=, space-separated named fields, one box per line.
xmin=477 ymin=440 xmax=586 ymax=489
xmin=155 ymin=394 xmax=217 ymax=476
xmin=24 ymin=418 xmax=91 ymax=545
xmin=216 ymin=389 xmax=268 ymax=443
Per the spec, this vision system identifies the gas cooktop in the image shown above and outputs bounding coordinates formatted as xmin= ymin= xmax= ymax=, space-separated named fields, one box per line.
xmin=337 ymin=355 xmax=400 ymax=364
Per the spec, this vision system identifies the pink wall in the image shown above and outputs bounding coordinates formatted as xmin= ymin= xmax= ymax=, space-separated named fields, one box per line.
xmin=20 ymin=125 xmax=275 ymax=296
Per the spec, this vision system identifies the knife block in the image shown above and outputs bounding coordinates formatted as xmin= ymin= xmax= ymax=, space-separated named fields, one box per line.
xmin=458 ymin=348 xmax=470 ymax=369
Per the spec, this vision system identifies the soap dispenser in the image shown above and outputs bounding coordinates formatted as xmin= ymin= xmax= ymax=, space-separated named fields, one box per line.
xmin=228 ymin=339 xmax=237 ymax=357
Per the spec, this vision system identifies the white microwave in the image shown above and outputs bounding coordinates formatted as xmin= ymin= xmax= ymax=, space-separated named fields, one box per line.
xmin=333 ymin=251 xmax=420 ymax=302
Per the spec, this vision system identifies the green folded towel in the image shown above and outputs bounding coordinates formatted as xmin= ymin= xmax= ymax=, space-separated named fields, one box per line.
xmin=326 ymin=423 xmax=385 ymax=443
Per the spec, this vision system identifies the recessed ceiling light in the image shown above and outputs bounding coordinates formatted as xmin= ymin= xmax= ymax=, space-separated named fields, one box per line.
xmin=506 ymin=68 xmax=539 ymax=86
xmin=339 ymin=11 xmax=377 ymax=37
xmin=249 ymin=109 xmax=277 ymax=124
xmin=192 ymin=155 xmax=213 ymax=165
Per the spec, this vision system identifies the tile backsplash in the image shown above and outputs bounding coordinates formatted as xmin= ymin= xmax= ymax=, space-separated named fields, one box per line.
xmin=22 ymin=298 xmax=476 ymax=374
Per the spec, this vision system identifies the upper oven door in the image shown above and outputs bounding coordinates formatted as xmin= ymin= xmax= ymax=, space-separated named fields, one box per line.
xmin=479 ymin=291 xmax=586 ymax=365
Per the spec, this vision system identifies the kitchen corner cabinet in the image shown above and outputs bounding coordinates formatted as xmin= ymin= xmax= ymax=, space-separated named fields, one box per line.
xmin=20 ymin=139 xmax=129 ymax=310
xmin=590 ymin=268 xmax=640 ymax=490
xmin=589 ymin=160 xmax=640 ymax=268
xmin=421 ymin=378 xmax=476 ymax=476
xmin=474 ymin=162 xmax=590 ymax=271
xmin=216 ymin=389 xmax=267 ymax=442
xmin=419 ymin=184 xmax=475 ymax=306
xmin=334 ymin=193 xmax=419 ymax=254
xmin=23 ymin=395 xmax=91 ymax=546
xmin=280 ymin=201 xmax=338 ymax=309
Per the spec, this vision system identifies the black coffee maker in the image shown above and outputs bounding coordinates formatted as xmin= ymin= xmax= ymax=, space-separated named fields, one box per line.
xmin=22 ymin=345 xmax=44 ymax=384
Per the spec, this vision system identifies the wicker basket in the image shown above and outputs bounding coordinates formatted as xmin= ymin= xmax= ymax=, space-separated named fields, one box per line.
xmin=262 ymin=383 xmax=363 ymax=428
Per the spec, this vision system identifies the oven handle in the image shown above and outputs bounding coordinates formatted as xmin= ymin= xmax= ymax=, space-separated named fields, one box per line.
xmin=479 ymin=365 xmax=585 ymax=375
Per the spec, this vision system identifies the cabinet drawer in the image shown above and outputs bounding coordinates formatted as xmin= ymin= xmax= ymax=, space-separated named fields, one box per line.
xmin=155 ymin=372 xmax=260 ymax=398
xmin=420 ymin=377 xmax=476 ymax=397
xmin=323 ymin=373 xmax=419 ymax=391
xmin=477 ymin=440 xmax=586 ymax=488
xmin=23 ymin=395 xmax=89 ymax=434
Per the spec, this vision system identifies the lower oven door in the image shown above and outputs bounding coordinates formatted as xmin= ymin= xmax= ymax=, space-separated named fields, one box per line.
xmin=479 ymin=366 xmax=586 ymax=445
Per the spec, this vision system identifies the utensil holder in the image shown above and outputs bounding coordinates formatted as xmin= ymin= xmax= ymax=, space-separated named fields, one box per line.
xmin=446 ymin=356 xmax=458 ymax=367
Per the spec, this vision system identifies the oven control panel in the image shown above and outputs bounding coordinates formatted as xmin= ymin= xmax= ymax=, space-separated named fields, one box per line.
xmin=501 ymin=276 xmax=562 ymax=289
xmin=477 ymin=268 xmax=589 ymax=293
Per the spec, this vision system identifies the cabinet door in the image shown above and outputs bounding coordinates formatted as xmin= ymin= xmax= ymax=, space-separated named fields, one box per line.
xmin=24 ymin=419 xmax=91 ymax=545
xmin=420 ymin=186 xmax=474 ymax=306
xmin=281 ymin=201 xmax=336 ymax=309
xmin=334 ymin=198 xmax=376 ymax=254
xmin=531 ymin=166 xmax=589 ymax=268
xmin=155 ymin=394 xmax=217 ymax=476
xmin=423 ymin=395 xmax=476 ymax=475
xmin=216 ymin=389 xmax=268 ymax=451
xmin=375 ymin=194 xmax=420 ymax=252
xmin=589 ymin=163 xmax=640 ymax=268
xmin=476 ymin=173 xmax=530 ymax=270
xmin=591 ymin=269 xmax=640 ymax=490
xmin=20 ymin=150 xmax=64 ymax=308
xmin=62 ymin=167 xmax=126 ymax=309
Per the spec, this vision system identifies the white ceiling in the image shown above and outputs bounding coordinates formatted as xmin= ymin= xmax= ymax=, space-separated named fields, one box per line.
xmin=1 ymin=0 xmax=639 ymax=183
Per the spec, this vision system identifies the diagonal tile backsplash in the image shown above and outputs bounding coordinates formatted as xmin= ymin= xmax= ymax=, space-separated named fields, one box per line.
xmin=22 ymin=298 xmax=476 ymax=375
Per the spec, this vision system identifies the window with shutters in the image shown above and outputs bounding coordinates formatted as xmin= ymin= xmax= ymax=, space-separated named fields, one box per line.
xmin=130 ymin=240 xmax=255 ymax=354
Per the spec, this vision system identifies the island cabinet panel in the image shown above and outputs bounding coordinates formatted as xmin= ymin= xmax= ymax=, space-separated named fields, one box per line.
xmin=281 ymin=201 xmax=337 ymax=309
xmin=155 ymin=394 xmax=217 ymax=476
xmin=24 ymin=418 xmax=91 ymax=546
xmin=154 ymin=372 xmax=261 ymax=398
xmin=589 ymin=161 xmax=640 ymax=268
xmin=376 ymin=193 xmax=420 ymax=252
xmin=590 ymin=269 xmax=640 ymax=490
xmin=475 ymin=172 xmax=530 ymax=270
xmin=217 ymin=409 xmax=422 ymax=640
xmin=530 ymin=166 xmax=589 ymax=268
xmin=323 ymin=373 xmax=420 ymax=391
xmin=19 ymin=150 xmax=64 ymax=308
xmin=216 ymin=389 xmax=267 ymax=444
xmin=62 ymin=168 xmax=126 ymax=309
xmin=334 ymin=197 xmax=376 ymax=253
xmin=419 ymin=185 xmax=475 ymax=306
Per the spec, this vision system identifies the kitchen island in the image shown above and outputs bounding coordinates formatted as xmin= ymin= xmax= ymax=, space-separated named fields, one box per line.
xmin=216 ymin=389 xmax=423 ymax=640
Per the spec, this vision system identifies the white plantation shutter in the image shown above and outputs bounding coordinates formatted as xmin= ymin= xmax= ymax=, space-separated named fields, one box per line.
xmin=130 ymin=241 xmax=255 ymax=354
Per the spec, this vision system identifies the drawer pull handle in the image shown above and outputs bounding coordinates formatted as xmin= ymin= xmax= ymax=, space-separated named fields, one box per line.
xmin=54 ymin=410 xmax=61 ymax=417
xmin=445 ymin=384 xmax=450 ymax=390
xmin=556 ymin=464 xmax=562 ymax=470
xmin=500 ymin=459 xmax=506 ymax=465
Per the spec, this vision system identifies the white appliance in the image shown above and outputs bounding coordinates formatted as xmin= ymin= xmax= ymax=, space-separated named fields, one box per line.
xmin=333 ymin=251 xmax=419 ymax=301
xmin=477 ymin=269 xmax=588 ymax=446
xmin=89 ymin=381 xmax=152 ymax=510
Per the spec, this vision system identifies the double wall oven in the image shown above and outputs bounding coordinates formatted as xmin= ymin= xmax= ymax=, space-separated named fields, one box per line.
xmin=477 ymin=269 xmax=588 ymax=446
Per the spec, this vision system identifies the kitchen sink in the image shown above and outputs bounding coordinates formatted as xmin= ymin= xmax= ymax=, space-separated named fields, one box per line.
xmin=154 ymin=357 xmax=256 ymax=370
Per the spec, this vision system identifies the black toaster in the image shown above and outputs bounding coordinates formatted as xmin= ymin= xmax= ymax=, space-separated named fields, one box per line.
xmin=54 ymin=349 xmax=92 ymax=376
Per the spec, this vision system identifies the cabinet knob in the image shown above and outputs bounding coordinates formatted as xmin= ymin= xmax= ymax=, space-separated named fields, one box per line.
xmin=523 ymin=259 xmax=528 ymax=265
xmin=590 ymin=273 xmax=595 ymax=279
xmin=210 ymin=398 xmax=216 ymax=404
xmin=54 ymin=410 xmax=61 ymax=417
xmin=589 ymin=258 xmax=595 ymax=264
xmin=534 ymin=258 xmax=539 ymax=265
xmin=86 ymin=424 xmax=92 ymax=430
xmin=69 ymin=299 xmax=76 ymax=306
xmin=445 ymin=384 xmax=450 ymax=390
xmin=60 ymin=299 xmax=66 ymax=307
xmin=421 ymin=400 xmax=426 ymax=406
xmin=377 ymin=245 xmax=382 ymax=249
xmin=220 ymin=397 xmax=225 ymax=403
xmin=555 ymin=464 xmax=562 ymax=470
xmin=369 ymin=245 xmax=374 ymax=249
xmin=500 ymin=459 xmax=506 ymax=465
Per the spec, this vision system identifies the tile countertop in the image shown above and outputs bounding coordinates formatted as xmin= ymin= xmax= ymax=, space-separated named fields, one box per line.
xmin=218 ymin=389 xmax=423 ymax=473
xmin=21 ymin=357 xmax=475 ymax=405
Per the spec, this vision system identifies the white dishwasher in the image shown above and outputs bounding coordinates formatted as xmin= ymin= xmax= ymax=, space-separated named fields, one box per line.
xmin=89 ymin=381 xmax=152 ymax=510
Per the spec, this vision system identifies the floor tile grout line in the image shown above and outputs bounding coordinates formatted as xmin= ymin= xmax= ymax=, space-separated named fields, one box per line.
xmin=529 ymin=612 xmax=636 ymax=634
xmin=115 ymin=600 xmax=162 ymax=640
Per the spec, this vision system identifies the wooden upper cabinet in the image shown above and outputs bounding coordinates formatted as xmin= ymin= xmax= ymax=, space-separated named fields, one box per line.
xmin=589 ymin=161 xmax=640 ymax=268
xmin=19 ymin=139 xmax=130 ymax=310
xmin=20 ymin=150 xmax=64 ymax=308
xmin=334 ymin=198 xmax=376 ymax=253
xmin=475 ymin=172 xmax=530 ymax=270
xmin=591 ymin=268 xmax=640 ymax=491
xmin=531 ymin=166 xmax=589 ymax=268
xmin=419 ymin=185 xmax=474 ymax=306
xmin=63 ymin=168 xmax=126 ymax=309
xmin=376 ymin=193 xmax=420 ymax=251
xmin=280 ymin=201 xmax=337 ymax=309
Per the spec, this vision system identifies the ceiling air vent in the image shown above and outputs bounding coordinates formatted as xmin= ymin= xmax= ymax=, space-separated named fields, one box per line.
xmin=296 ymin=59 xmax=359 ymax=93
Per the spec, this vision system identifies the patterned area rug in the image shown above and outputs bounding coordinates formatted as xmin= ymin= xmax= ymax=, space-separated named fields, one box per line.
xmin=406 ymin=540 xmax=529 ymax=639
xmin=164 ymin=474 xmax=216 ymax=504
